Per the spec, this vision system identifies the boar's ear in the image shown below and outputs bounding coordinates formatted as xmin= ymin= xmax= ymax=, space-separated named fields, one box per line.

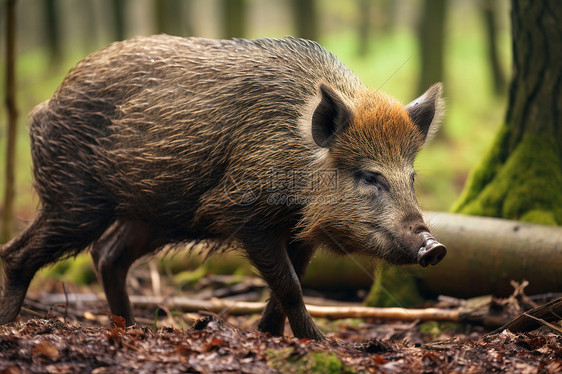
xmin=311 ymin=84 xmax=353 ymax=148
xmin=405 ymin=82 xmax=445 ymax=143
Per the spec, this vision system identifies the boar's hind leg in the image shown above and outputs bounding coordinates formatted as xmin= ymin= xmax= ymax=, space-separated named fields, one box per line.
xmin=0 ymin=210 xmax=112 ymax=325
xmin=245 ymin=238 xmax=324 ymax=341
xmin=258 ymin=241 xmax=315 ymax=337
xmin=90 ymin=220 xmax=162 ymax=326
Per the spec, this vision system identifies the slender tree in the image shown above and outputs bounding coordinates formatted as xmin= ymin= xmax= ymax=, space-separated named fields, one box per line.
xmin=417 ymin=0 xmax=447 ymax=94
xmin=2 ymin=0 xmax=18 ymax=242
xmin=357 ymin=0 xmax=397 ymax=57
xmin=357 ymin=0 xmax=371 ymax=57
xmin=82 ymin=0 xmax=99 ymax=51
xmin=44 ymin=0 xmax=62 ymax=68
xmin=155 ymin=0 xmax=188 ymax=36
xmin=111 ymin=0 xmax=126 ymax=40
xmin=291 ymin=0 xmax=318 ymax=41
xmin=480 ymin=0 xmax=507 ymax=95
xmin=221 ymin=0 xmax=246 ymax=39
xmin=380 ymin=0 xmax=397 ymax=34
xmin=454 ymin=0 xmax=562 ymax=225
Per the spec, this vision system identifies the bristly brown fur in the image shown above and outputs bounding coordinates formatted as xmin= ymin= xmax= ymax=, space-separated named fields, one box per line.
xmin=344 ymin=89 xmax=425 ymax=163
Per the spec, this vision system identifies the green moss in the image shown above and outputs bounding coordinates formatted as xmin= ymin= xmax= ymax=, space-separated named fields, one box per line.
xmin=308 ymin=352 xmax=344 ymax=373
xmin=420 ymin=321 xmax=463 ymax=339
xmin=453 ymin=126 xmax=562 ymax=225
xmin=265 ymin=348 xmax=348 ymax=374
xmin=452 ymin=124 xmax=511 ymax=215
xmin=174 ymin=266 xmax=209 ymax=289
xmin=364 ymin=263 xmax=424 ymax=308
xmin=313 ymin=318 xmax=363 ymax=334
xmin=520 ymin=210 xmax=557 ymax=226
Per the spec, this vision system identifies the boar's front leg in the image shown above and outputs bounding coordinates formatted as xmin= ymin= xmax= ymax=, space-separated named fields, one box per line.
xmin=258 ymin=240 xmax=315 ymax=337
xmin=244 ymin=237 xmax=324 ymax=341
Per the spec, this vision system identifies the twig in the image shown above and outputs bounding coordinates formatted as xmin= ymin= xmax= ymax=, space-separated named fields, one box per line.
xmin=20 ymin=306 xmax=46 ymax=318
xmin=149 ymin=260 xmax=162 ymax=297
xmin=522 ymin=313 xmax=562 ymax=335
xmin=62 ymin=282 xmax=68 ymax=323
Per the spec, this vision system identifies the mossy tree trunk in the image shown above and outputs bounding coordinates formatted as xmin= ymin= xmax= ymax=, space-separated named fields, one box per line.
xmin=454 ymin=0 xmax=562 ymax=226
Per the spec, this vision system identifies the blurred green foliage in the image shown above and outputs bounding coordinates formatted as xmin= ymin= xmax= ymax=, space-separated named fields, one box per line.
xmin=265 ymin=348 xmax=347 ymax=374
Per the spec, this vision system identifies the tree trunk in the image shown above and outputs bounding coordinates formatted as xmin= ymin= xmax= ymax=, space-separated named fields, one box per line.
xmin=417 ymin=0 xmax=447 ymax=94
xmin=454 ymin=0 xmax=562 ymax=226
xmin=291 ymin=0 xmax=318 ymax=41
xmin=111 ymin=0 xmax=126 ymax=41
xmin=221 ymin=0 xmax=246 ymax=39
xmin=81 ymin=0 xmax=98 ymax=51
xmin=357 ymin=0 xmax=371 ymax=57
xmin=154 ymin=0 xmax=187 ymax=36
xmin=380 ymin=0 xmax=398 ymax=34
xmin=357 ymin=0 xmax=397 ymax=57
xmin=480 ymin=1 xmax=507 ymax=96
xmin=44 ymin=0 xmax=62 ymax=68
xmin=2 ymin=0 xmax=18 ymax=243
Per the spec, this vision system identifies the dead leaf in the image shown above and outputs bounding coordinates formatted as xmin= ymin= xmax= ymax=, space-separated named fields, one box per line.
xmin=32 ymin=340 xmax=60 ymax=360
xmin=104 ymin=310 xmax=126 ymax=329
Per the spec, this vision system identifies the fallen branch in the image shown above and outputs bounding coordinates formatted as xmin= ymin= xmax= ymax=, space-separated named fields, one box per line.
xmin=490 ymin=296 xmax=562 ymax=334
xmin=40 ymin=293 xmax=499 ymax=325
xmin=307 ymin=305 xmax=464 ymax=322
xmin=133 ymin=295 xmax=266 ymax=316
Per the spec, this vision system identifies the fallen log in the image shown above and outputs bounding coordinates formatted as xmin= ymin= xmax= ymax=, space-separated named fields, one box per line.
xmin=416 ymin=212 xmax=562 ymax=297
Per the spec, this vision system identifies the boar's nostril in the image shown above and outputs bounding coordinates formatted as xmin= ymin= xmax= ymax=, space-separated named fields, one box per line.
xmin=417 ymin=233 xmax=447 ymax=267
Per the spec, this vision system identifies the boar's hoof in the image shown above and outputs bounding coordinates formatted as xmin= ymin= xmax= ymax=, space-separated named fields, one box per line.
xmin=418 ymin=233 xmax=447 ymax=267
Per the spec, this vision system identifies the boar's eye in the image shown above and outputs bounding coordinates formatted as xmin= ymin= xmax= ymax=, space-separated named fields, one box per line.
xmin=356 ymin=171 xmax=390 ymax=191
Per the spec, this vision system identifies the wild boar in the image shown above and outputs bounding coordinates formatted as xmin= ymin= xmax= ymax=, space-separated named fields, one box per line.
xmin=0 ymin=35 xmax=446 ymax=340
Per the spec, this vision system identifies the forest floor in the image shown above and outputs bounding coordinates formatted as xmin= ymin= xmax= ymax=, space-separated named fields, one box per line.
xmin=0 ymin=275 xmax=561 ymax=373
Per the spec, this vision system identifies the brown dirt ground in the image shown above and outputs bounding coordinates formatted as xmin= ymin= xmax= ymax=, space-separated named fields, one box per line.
xmin=1 ymin=305 xmax=561 ymax=373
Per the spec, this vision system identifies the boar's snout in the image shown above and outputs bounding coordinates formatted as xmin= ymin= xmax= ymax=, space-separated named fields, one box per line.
xmin=417 ymin=232 xmax=447 ymax=267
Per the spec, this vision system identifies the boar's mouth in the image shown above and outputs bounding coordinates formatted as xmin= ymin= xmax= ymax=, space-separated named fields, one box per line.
xmin=417 ymin=232 xmax=447 ymax=267
xmin=320 ymin=224 xmax=446 ymax=267
xmin=378 ymin=229 xmax=446 ymax=267
xmin=376 ymin=233 xmax=420 ymax=266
